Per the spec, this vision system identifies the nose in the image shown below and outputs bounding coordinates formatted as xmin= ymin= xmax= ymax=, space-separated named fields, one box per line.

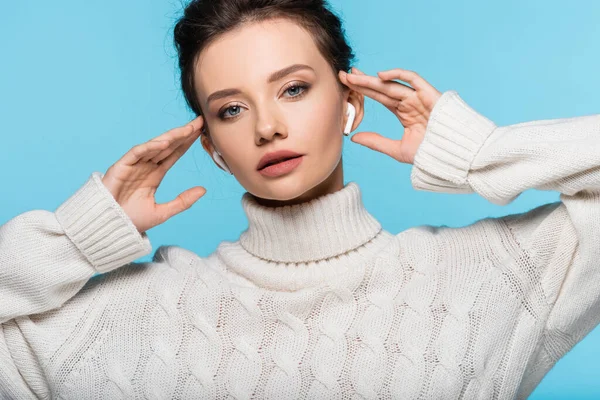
xmin=254 ymin=104 xmax=288 ymax=145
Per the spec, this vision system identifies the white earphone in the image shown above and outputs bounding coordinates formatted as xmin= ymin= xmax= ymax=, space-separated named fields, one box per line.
xmin=211 ymin=102 xmax=355 ymax=174
xmin=344 ymin=102 xmax=356 ymax=136
xmin=212 ymin=149 xmax=231 ymax=174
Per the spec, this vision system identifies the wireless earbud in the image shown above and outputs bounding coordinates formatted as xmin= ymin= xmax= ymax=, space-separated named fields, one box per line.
xmin=212 ymin=150 xmax=232 ymax=174
xmin=344 ymin=102 xmax=356 ymax=136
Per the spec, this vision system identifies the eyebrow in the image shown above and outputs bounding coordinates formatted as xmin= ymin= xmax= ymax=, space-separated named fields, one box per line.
xmin=205 ymin=63 xmax=315 ymax=106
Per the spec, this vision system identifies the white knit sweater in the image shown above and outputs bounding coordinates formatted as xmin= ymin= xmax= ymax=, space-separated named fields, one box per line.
xmin=1 ymin=90 xmax=599 ymax=399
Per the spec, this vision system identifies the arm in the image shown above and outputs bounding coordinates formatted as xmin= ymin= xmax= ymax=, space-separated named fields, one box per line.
xmin=411 ymin=90 xmax=600 ymax=203
xmin=0 ymin=171 xmax=152 ymax=324
xmin=411 ymin=90 xmax=600 ymax=398
xmin=0 ymin=172 xmax=155 ymax=398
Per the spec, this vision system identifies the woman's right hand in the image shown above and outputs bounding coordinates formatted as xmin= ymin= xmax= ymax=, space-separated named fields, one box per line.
xmin=101 ymin=116 xmax=207 ymax=234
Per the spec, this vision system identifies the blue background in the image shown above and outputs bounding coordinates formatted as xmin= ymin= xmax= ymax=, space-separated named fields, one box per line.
xmin=1 ymin=0 xmax=599 ymax=397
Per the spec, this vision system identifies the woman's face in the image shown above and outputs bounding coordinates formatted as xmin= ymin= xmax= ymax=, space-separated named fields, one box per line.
xmin=194 ymin=17 xmax=363 ymax=206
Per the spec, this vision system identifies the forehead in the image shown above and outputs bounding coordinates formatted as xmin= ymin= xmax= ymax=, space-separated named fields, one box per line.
xmin=195 ymin=18 xmax=326 ymax=97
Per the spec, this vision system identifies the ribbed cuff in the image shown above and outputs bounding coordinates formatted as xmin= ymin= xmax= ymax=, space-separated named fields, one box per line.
xmin=55 ymin=171 xmax=153 ymax=274
xmin=410 ymin=90 xmax=498 ymax=193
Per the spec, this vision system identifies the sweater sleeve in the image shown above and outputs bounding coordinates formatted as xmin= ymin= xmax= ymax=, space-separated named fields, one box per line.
xmin=0 ymin=171 xmax=153 ymax=325
xmin=411 ymin=90 xmax=600 ymax=398
xmin=411 ymin=90 xmax=600 ymax=202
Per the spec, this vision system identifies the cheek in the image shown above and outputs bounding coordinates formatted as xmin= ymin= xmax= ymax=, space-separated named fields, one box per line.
xmin=303 ymin=102 xmax=344 ymax=158
xmin=298 ymin=93 xmax=342 ymax=137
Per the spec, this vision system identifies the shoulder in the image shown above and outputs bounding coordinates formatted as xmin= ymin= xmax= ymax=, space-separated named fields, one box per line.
xmin=391 ymin=207 xmax=546 ymax=270
xmin=82 ymin=244 xmax=220 ymax=301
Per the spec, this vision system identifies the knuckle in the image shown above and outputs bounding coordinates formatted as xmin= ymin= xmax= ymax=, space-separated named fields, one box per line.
xmin=181 ymin=197 xmax=192 ymax=210
xmin=132 ymin=143 xmax=145 ymax=153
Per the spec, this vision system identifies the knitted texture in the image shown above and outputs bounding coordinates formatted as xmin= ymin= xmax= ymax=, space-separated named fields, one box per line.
xmin=1 ymin=90 xmax=599 ymax=399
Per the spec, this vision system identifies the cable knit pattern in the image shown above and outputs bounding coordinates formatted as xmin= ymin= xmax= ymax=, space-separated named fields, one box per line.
xmin=1 ymin=90 xmax=600 ymax=399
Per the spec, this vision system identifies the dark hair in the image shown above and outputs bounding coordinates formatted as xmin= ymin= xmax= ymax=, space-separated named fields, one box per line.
xmin=173 ymin=0 xmax=356 ymax=132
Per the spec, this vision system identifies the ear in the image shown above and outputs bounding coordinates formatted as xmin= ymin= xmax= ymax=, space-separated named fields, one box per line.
xmin=200 ymin=131 xmax=232 ymax=173
xmin=344 ymin=87 xmax=365 ymax=133
xmin=200 ymin=132 xmax=215 ymax=157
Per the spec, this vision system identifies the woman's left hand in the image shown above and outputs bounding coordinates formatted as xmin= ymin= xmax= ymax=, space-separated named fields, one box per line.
xmin=338 ymin=67 xmax=442 ymax=165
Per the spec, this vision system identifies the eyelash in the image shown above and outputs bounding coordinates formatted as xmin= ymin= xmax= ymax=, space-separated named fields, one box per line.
xmin=217 ymin=82 xmax=311 ymax=120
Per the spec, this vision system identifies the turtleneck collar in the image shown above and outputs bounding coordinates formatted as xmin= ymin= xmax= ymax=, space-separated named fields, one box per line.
xmin=214 ymin=182 xmax=396 ymax=291
xmin=237 ymin=182 xmax=382 ymax=263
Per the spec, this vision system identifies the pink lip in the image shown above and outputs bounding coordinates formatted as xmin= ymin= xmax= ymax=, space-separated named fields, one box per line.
xmin=257 ymin=149 xmax=304 ymax=170
xmin=258 ymin=155 xmax=304 ymax=177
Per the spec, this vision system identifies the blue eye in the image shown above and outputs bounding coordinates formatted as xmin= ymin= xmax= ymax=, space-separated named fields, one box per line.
xmin=284 ymin=84 xmax=308 ymax=97
xmin=218 ymin=83 xmax=310 ymax=120
xmin=220 ymin=105 xmax=242 ymax=119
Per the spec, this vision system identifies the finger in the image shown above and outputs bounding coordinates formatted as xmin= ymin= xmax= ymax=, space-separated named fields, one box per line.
xmin=139 ymin=140 xmax=175 ymax=163
xmin=141 ymin=115 xmax=203 ymax=163
xmin=155 ymin=127 xmax=200 ymax=170
xmin=119 ymin=117 xmax=202 ymax=166
xmin=141 ymin=127 xmax=192 ymax=163
xmin=350 ymin=131 xmax=404 ymax=161
xmin=156 ymin=186 xmax=207 ymax=223
xmin=345 ymin=71 xmax=415 ymax=101
xmin=339 ymin=71 xmax=398 ymax=109
xmin=152 ymin=125 xmax=200 ymax=165
xmin=377 ymin=68 xmax=425 ymax=91
xmin=119 ymin=140 xmax=171 ymax=166
xmin=152 ymin=115 xmax=204 ymax=143
xmin=149 ymin=124 xmax=201 ymax=164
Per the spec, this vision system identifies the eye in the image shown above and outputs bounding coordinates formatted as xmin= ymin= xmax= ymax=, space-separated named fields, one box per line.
xmin=283 ymin=82 xmax=310 ymax=98
xmin=217 ymin=82 xmax=310 ymax=121
xmin=218 ymin=104 xmax=243 ymax=120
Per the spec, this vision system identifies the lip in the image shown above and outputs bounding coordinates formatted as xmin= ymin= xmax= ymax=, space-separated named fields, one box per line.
xmin=257 ymin=149 xmax=304 ymax=170
xmin=258 ymin=155 xmax=304 ymax=177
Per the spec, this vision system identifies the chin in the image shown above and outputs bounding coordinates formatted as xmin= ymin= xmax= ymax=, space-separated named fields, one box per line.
xmin=254 ymin=176 xmax=312 ymax=201
xmin=246 ymin=170 xmax=332 ymax=206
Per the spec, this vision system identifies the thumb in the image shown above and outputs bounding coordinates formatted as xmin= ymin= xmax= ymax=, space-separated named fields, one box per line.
xmin=157 ymin=186 xmax=207 ymax=222
xmin=351 ymin=131 xmax=401 ymax=160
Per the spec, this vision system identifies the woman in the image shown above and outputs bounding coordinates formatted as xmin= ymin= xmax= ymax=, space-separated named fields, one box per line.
xmin=1 ymin=0 xmax=599 ymax=398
